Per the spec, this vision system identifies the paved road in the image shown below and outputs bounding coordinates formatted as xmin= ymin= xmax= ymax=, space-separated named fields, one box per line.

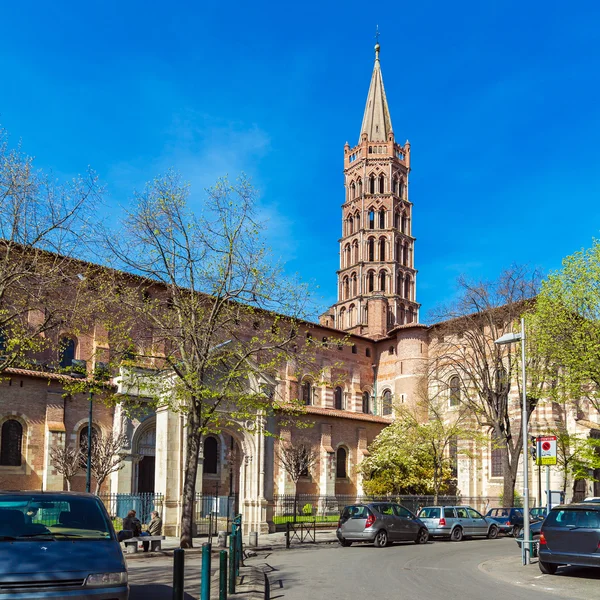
xmin=252 ymin=537 xmax=598 ymax=600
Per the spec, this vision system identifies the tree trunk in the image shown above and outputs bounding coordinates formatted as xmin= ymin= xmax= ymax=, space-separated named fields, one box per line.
xmin=293 ymin=489 xmax=298 ymax=524
xmin=180 ymin=408 xmax=202 ymax=549
xmin=433 ymin=464 xmax=439 ymax=504
xmin=502 ymin=451 xmax=517 ymax=507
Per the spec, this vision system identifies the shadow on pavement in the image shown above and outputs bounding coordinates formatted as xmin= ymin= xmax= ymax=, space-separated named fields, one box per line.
xmin=130 ymin=584 xmax=195 ymax=599
xmin=554 ymin=566 xmax=600 ymax=580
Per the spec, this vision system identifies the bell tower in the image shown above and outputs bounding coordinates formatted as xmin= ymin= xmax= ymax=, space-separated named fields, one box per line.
xmin=329 ymin=42 xmax=419 ymax=339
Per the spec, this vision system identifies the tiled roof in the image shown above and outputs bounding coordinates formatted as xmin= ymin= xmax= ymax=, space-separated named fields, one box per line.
xmin=303 ymin=405 xmax=390 ymax=424
xmin=3 ymin=367 xmax=77 ymax=382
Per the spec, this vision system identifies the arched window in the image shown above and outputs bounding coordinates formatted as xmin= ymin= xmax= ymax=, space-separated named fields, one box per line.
xmin=350 ymin=181 xmax=356 ymax=200
xmin=79 ymin=425 xmax=99 ymax=450
xmin=368 ymin=271 xmax=375 ymax=292
xmin=336 ymin=447 xmax=347 ymax=478
xmin=344 ymin=244 xmax=351 ymax=268
xmin=408 ymin=308 xmax=415 ymax=323
xmin=354 ymin=211 xmax=360 ymax=228
xmin=357 ymin=179 xmax=362 ymax=196
xmin=379 ymin=271 xmax=386 ymax=292
xmin=343 ymin=277 xmax=349 ymax=300
xmin=394 ymin=211 xmax=400 ymax=229
xmin=397 ymin=272 xmax=403 ymax=295
xmin=0 ymin=420 xmax=23 ymax=466
xmin=403 ymin=243 xmax=409 ymax=266
xmin=449 ymin=376 xmax=461 ymax=407
xmin=368 ymin=209 xmax=375 ymax=229
xmin=379 ymin=174 xmax=385 ymax=193
xmin=351 ymin=272 xmax=357 ymax=296
xmin=379 ymin=209 xmax=385 ymax=229
xmin=368 ymin=238 xmax=375 ymax=261
xmin=362 ymin=391 xmax=371 ymax=414
xmin=302 ymin=381 xmax=312 ymax=406
xmin=382 ymin=390 xmax=393 ymax=416
xmin=334 ymin=386 xmax=343 ymax=410
xmin=491 ymin=431 xmax=505 ymax=477
xmin=59 ymin=337 xmax=76 ymax=369
xmin=204 ymin=437 xmax=218 ymax=474
xmin=399 ymin=180 xmax=405 ymax=198
xmin=339 ymin=307 xmax=346 ymax=328
xmin=399 ymin=305 xmax=405 ymax=324
xmin=348 ymin=304 xmax=354 ymax=327
xmin=379 ymin=238 xmax=386 ymax=261
xmin=401 ymin=213 xmax=408 ymax=233
xmin=369 ymin=175 xmax=375 ymax=194
xmin=404 ymin=276 xmax=411 ymax=300
xmin=352 ymin=240 xmax=359 ymax=263
xmin=392 ymin=177 xmax=398 ymax=194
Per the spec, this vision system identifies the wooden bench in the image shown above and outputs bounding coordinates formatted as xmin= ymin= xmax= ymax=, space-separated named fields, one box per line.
xmin=123 ymin=535 xmax=165 ymax=554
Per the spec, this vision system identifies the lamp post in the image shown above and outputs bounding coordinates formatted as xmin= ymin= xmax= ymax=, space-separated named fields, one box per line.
xmin=495 ymin=317 xmax=530 ymax=566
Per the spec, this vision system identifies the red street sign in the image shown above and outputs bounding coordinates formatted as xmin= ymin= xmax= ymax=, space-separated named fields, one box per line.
xmin=541 ymin=441 xmax=551 ymax=451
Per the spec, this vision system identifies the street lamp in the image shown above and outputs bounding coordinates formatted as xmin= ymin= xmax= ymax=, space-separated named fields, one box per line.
xmin=495 ymin=317 xmax=530 ymax=566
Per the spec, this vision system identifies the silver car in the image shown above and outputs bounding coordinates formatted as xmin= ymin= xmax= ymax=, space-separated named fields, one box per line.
xmin=417 ymin=506 xmax=499 ymax=541
xmin=337 ymin=502 xmax=429 ymax=547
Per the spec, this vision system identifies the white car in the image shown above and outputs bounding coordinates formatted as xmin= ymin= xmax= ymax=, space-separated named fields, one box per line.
xmin=583 ymin=496 xmax=600 ymax=502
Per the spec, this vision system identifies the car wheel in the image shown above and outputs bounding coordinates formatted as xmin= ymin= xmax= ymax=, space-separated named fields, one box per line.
xmin=512 ymin=526 xmax=522 ymax=539
xmin=487 ymin=525 xmax=499 ymax=539
xmin=339 ymin=538 xmax=352 ymax=547
xmin=415 ymin=528 xmax=429 ymax=544
xmin=374 ymin=529 xmax=388 ymax=548
xmin=450 ymin=527 xmax=463 ymax=542
xmin=539 ymin=560 xmax=558 ymax=575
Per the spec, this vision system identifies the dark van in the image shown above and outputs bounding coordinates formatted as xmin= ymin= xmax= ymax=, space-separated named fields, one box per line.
xmin=0 ymin=491 xmax=128 ymax=599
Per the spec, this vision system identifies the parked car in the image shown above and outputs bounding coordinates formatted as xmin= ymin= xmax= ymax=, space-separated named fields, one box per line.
xmin=417 ymin=506 xmax=498 ymax=541
xmin=538 ymin=503 xmax=600 ymax=575
xmin=583 ymin=497 xmax=600 ymax=503
xmin=530 ymin=507 xmax=547 ymax=520
xmin=0 ymin=491 xmax=129 ymax=599
xmin=485 ymin=507 xmax=525 ymax=537
xmin=337 ymin=502 xmax=428 ymax=547
xmin=515 ymin=519 xmax=543 ymax=555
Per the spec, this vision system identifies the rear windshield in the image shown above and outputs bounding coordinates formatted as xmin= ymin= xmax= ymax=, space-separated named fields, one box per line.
xmin=0 ymin=495 xmax=113 ymax=541
xmin=342 ymin=505 xmax=371 ymax=519
xmin=545 ymin=508 xmax=600 ymax=529
xmin=418 ymin=507 xmax=440 ymax=519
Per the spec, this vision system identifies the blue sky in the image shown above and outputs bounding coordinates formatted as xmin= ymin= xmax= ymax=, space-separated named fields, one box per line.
xmin=2 ymin=1 xmax=600 ymax=321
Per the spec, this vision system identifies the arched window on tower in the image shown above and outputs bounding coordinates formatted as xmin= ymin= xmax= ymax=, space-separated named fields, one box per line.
xmin=351 ymin=272 xmax=357 ymax=296
xmin=362 ymin=391 xmax=371 ymax=414
xmin=379 ymin=271 xmax=386 ymax=292
xmin=348 ymin=304 xmax=355 ymax=327
xmin=399 ymin=304 xmax=405 ymax=324
xmin=352 ymin=241 xmax=359 ymax=263
xmin=302 ymin=380 xmax=312 ymax=406
xmin=397 ymin=272 xmax=403 ymax=295
xmin=408 ymin=307 xmax=415 ymax=323
xmin=344 ymin=244 xmax=351 ymax=268
xmin=367 ymin=271 xmax=375 ymax=292
xmin=399 ymin=180 xmax=405 ymax=199
xmin=350 ymin=181 xmax=356 ymax=200
xmin=339 ymin=307 xmax=346 ymax=328
xmin=59 ymin=337 xmax=76 ymax=369
xmin=357 ymin=178 xmax=362 ymax=196
xmin=343 ymin=277 xmax=349 ymax=300
xmin=348 ymin=216 xmax=353 ymax=235
xmin=334 ymin=386 xmax=343 ymax=410
xmin=367 ymin=238 xmax=375 ymax=261
xmin=449 ymin=376 xmax=461 ymax=407
xmin=404 ymin=276 xmax=411 ymax=300
xmin=379 ymin=209 xmax=385 ymax=229
xmin=379 ymin=238 xmax=386 ymax=261
xmin=379 ymin=174 xmax=385 ymax=193
xmin=403 ymin=243 xmax=409 ymax=266
xmin=369 ymin=175 xmax=375 ymax=194
xmin=354 ymin=210 xmax=360 ymax=229
xmin=0 ymin=420 xmax=23 ymax=466
xmin=336 ymin=447 xmax=347 ymax=478
xmin=381 ymin=390 xmax=393 ymax=416
xmin=401 ymin=213 xmax=408 ymax=234
xmin=204 ymin=437 xmax=218 ymax=474
xmin=368 ymin=209 xmax=375 ymax=230
xmin=392 ymin=177 xmax=398 ymax=195
xmin=394 ymin=211 xmax=400 ymax=229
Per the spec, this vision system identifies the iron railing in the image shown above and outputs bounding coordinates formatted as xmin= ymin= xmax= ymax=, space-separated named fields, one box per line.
xmin=99 ymin=492 xmax=164 ymax=529
xmin=193 ymin=493 xmax=238 ymax=538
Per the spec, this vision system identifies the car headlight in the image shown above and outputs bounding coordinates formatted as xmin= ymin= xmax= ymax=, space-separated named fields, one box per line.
xmin=85 ymin=572 xmax=128 ymax=587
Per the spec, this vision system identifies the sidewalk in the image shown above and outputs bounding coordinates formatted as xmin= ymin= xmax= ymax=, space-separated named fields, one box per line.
xmin=125 ymin=527 xmax=338 ymax=559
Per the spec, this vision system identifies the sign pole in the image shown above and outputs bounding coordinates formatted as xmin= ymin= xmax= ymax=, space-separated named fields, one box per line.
xmin=546 ymin=466 xmax=551 ymax=515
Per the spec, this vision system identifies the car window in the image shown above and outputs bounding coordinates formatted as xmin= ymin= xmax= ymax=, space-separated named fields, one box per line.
xmin=0 ymin=495 xmax=112 ymax=540
xmin=378 ymin=504 xmax=395 ymax=516
xmin=512 ymin=509 xmax=523 ymax=517
xmin=393 ymin=505 xmax=412 ymax=518
xmin=419 ymin=507 xmax=440 ymax=519
xmin=467 ymin=508 xmax=483 ymax=519
xmin=444 ymin=507 xmax=456 ymax=518
xmin=545 ymin=509 xmax=581 ymax=528
xmin=342 ymin=506 xmax=369 ymax=519
xmin=455 ymin=507 xmax=469 ymax=518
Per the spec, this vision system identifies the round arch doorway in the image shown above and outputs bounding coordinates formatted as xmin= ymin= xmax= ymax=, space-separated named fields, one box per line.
xmin=135 ymin=421 xmax=156 ymax=494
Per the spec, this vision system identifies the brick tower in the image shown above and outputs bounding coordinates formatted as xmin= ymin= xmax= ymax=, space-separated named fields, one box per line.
xmin=322 ymin=42 xmax=419 ymax=339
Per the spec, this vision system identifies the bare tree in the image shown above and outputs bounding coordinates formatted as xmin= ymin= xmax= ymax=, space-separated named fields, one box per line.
xmin=277 ymin=439 xmax=317 ymax=520
xmin=0 ymin=125 xmax=102 ymax=374
xmin=82 ymin=432 xmax=128 ymax=495
xmin=49 ymin=444 xmax=83 ymax=491
xmin=429 ymin=266 xmax=547 ymax=506
xmin=99 ymin=172 xmax=318 ymax=547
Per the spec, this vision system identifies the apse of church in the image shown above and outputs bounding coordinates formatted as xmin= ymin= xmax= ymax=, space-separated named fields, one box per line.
xmin=323 ymin=42 xmax=419 ymax=339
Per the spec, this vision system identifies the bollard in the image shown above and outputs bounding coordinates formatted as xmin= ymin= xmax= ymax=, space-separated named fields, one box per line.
xmin=234 ymin=530 xmax=240 ymax=575
xmin=201 ymin=542 xmax=211 ymax=600
xmin=217 ymin=530 xmax=228 ymax=548
xmin=228 ymin=534 xmax=236 ymax=594
xmin=249 ymin=531 xmax=258 ymax=547
xmin=286 ymin=521 xmax=290 ymax=549
xmin=172 ymin=548 xmax=185 ymax=600
xmin=237 ymin=528 xmax=244 ymax=567
xmin=219 ymin=550 xmax=227 ymax=600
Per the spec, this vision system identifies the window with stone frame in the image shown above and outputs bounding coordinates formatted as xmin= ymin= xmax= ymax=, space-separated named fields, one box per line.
xmin=381 ymin=390 xmax=393 ymax=416
xmin=362 ymin=391 xmax=371 ymax=414
xmin=490 ymin=431 xmax=505 ymax=477
xmin=334 ymin=386 xmax=344 ymax=410
xmin=302 ymin=380 xmax=312 ymax=406
xmin=449 ymin=376 xmax=461 ymax=407
xmin=0 ymin=420 xmax=23 ymax=466
xmin=336 ymin=447 xmax=348 ymax=478
xmin=204 ymin=436 xmax=218 ymax=474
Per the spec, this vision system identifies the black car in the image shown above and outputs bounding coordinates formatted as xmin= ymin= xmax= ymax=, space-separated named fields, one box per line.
xmin=539 ymin=503 xmax=600 ymax=574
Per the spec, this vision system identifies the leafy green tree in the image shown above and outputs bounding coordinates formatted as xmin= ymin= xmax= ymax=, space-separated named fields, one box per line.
xmin=529 ymin=239 xmax=600 ymax=413
xmin=552 ymin=426 xmax=600 ymax=495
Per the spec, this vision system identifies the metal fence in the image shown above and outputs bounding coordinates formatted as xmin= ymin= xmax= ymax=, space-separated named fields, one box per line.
xmin=193 ymin=493 xmax=238 ymax=537
xmin=99 ymin=493 xmax=164 ymax=530
xmin=272 ymin=494 xmax=503 ymax=527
